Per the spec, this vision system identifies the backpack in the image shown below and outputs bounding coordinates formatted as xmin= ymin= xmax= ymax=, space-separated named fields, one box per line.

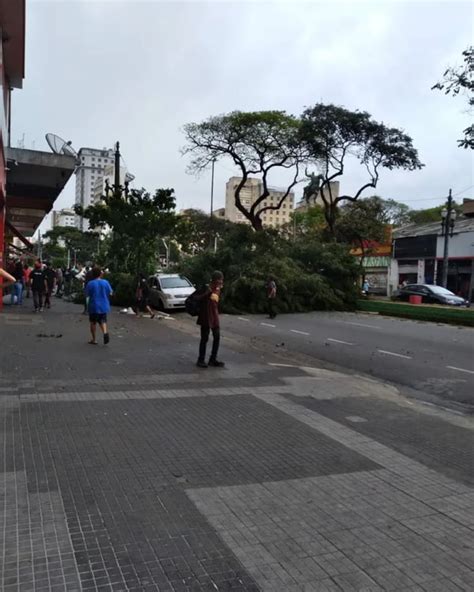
xmin=185 ymin=285 xmax=207 ymax=317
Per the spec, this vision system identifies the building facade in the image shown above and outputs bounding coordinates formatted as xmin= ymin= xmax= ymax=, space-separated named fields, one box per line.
xmin=391 ymin=204 xmax=474 ymax=301
xmin=52 ymin=207 xmax=75 ymax=228
xmin=75 ymin=147 xmax=115 ymax=229
xmin=225 ymin=176 xmax=294 ymax=228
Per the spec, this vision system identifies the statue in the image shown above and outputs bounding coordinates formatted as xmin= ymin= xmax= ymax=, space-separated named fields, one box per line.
xmin=302 ymin=168 xmax=324 ymax=204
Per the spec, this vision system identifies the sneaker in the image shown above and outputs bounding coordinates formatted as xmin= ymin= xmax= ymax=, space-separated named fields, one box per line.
xmin=208 ymin=359 xmax=225 ymax=368
xmin=103 ymin=333 xmax=110 ymax=345
xmin=39 ymin=308 xmax=44 ymax=312
xmin=196 ymin=361 xmax=208 ymax=369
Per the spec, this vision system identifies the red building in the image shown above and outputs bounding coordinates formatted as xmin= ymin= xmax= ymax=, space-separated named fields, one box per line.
xmin=0 ymin=0 xmax=75 ymax=308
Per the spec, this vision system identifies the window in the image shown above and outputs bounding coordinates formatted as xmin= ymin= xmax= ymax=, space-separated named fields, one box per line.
xmin=160 ymin=277 xmax=192 ymax=289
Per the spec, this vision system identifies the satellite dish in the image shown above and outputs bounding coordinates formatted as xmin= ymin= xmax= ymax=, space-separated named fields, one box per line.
xmin=45 ymin=133 xmax=78 ymax=159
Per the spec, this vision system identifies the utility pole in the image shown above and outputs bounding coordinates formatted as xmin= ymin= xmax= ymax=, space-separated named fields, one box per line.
xmin=210 ymin=158 xmax=216 ymax=218
xmin=441 ymin=189 xmax=456 ymax=288
xmin=209 ymin=158 xmax=216 ymax=252
xmin=114 ymin=141 xmax=121 ymax=196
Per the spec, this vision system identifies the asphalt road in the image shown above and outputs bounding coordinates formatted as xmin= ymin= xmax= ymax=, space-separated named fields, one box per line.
xmin=217 ymin=311 xmax=474 ymax=412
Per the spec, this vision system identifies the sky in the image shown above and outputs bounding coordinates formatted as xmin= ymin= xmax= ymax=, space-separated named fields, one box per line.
xmin=15 ymin=0 xmax=474 ymax=232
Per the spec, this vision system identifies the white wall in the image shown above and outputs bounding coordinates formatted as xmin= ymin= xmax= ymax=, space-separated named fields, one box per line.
xmin=436 ymin=230 xmax=474 ymax=259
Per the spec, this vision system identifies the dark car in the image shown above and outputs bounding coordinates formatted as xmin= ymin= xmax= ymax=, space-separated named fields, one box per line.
xmin=392 ymin=284 xmax=468 ymax=306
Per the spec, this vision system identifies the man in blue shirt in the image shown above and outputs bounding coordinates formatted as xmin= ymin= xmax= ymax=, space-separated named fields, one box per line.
xmin=85 ymin=267 xmax=113 ymax=345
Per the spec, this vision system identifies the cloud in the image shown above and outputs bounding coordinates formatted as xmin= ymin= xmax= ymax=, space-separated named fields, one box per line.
xmin=14 ymin=0 xmax=473 ymax=232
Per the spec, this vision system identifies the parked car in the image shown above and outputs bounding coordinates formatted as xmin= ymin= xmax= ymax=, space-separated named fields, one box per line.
xmin=392 ymin=284 xmax=468 ymax=306
xmin=148 ymin=274 xmax=195 ymax=311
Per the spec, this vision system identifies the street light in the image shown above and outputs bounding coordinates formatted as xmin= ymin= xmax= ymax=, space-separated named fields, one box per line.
xmin=440 ymin=189 xmax=456 ymax=288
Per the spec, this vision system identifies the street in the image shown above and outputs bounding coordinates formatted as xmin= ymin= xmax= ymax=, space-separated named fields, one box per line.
xmin=1 ymin=301 xmax=474 ymax=591
xmin=215 ymin=310 xmax=474 ymax=413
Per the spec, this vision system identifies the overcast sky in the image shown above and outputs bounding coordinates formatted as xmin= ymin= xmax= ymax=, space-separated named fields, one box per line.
xmin=16 ymin=0 xmax=474 ymax=231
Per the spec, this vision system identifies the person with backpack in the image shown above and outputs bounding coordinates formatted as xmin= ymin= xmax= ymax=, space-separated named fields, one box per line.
xmin=193 ymin=271 xmax=225 ymax=368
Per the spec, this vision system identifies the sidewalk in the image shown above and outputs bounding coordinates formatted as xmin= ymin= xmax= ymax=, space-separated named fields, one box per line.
xmin=1 ymin=300 xmax=473 ymax=591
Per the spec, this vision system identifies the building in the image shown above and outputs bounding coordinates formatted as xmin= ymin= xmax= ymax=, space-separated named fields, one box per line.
xmin=350 ymin=229 xmax=393 ymax=295
xmin=212 ymin=207 xmax=226 ymax=219
xmin=295 ymin=181 xmax=340 ymax=211
xmin=75 ymin=147 xmax=115 ymax=229
xmin=225 ymin=177 xmax=294 ymax=228
xmin=391 ymin=201 xmax=474 ymax=301
xmin=0 ymin=1 xmax=75 ymax=309
xmin=52 ymin=207 xmax=75 ymax=228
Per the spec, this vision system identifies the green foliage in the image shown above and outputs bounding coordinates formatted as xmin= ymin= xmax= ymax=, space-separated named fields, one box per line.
xmin=76 ymin=187 xmax=177 ymax=275
xmin=178 ymin=225 xmax=359 ymax=314
xmin=182 ymin=110 xmax=305 ymax=231
xmin=104 ymin=272 xmax=137 ymax=307
xmin=408 ymin=202 xmax=463 ymax=224
xmin=175 ymin=209 xmax=236 ymax=254
xmin=432 ymin=46 xmax=474 ymax=149
xmin=335 ymin=197 xmax=388 ymax=250
xmin=300 ymin=103 xmax=424 ymax=233
xmin=357 ymin=299 xmax=474 ymax=327
xmin=43 ymin=226 xmax=100 ymax=265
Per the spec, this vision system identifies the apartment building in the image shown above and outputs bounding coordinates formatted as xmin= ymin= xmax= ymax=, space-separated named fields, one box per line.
xmin=225 ymin=177 xmax=294 ymax=228
xmin=52 ymin=208 xmax=75 ymax=228
xmin=75 ymin=147 xmax=115 ymax=229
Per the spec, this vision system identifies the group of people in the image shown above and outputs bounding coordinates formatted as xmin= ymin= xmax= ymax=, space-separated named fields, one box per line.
xmin=1 ymin=260 xmax=280 ymax=368
xmin=1 ymin=259 xmax=59 ymax=311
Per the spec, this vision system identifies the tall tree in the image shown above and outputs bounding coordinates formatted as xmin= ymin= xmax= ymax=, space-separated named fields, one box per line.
xmin=300 ymin=104 xmax=423 ymax=235
xmin=182 ymin=111 xmax=306 ymax=231
xmin=43 ymin=226 xmax=100 ymax=264
xmin=175 ymin=208 xmax=235 ymax=254
xmin=76 ymin=187 xmax=177 ymax=274
xmin=408 ymin=201 xmax=463 ymax=225
xmin=432 ymin=46 xmax=474 ymax=149
xmin=378 ymin=198 xmax=412 ymax=227
xmin=335 ymin=197 xmax=390 ymax=269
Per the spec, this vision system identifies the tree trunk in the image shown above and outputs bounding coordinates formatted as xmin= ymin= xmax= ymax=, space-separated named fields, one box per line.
xmin=251 ymin=215 xmax=263 ymax=232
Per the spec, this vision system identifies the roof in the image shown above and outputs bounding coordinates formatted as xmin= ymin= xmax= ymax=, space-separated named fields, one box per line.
xmin=5 ymin=147 xmax=76 ymax=237
xmin=0 ymin=0 xmax=26 ymax=88
xmin=393 ymin=217 xmax=474 ymax=239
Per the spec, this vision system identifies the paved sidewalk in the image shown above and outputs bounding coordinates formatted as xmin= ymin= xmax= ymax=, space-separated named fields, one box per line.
xmin=0 ymin=301 xmax=473 ymax=591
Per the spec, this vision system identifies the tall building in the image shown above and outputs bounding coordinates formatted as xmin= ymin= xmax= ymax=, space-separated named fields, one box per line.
xmin=75 ymin=147 xmax=115 ymax=229
xmin=52 ymin=208 xmax=75 ymax=228
xmin=225 ymin=177 xmax=294 ymax=228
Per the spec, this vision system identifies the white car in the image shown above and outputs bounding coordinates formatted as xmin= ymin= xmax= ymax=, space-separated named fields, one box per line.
xmin=148 ymin=274 xmax=195 ymax=311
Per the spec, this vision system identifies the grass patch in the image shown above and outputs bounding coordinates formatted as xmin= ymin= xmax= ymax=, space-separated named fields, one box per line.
xmin=357 ymin=299 xmax=474 ymax=327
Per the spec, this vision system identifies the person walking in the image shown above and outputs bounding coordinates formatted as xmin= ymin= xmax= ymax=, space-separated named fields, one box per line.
xmin=135 ymin=273 xmax=155 ymax=318
xmin=29 ymin=260 xmax=46 ymax=312
xmin=55 ymin=266 xmax=64 ymax=298
xmin=43 ymin=262 xmax=56 ymax=309
xmin=82 ymin=265 xmax=94 ymax=314
xmin=23 ymin=263 xmax=31 ymax=298
xmin=266 ymin=275 xmax=277 ymax=319
xmin=85 ymin=267 xmax=113 ymax=345
xmin=11 ymin=261 xmax=24 ymax=305
xmin=196 ymin=271 xmax=225 ymax=369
